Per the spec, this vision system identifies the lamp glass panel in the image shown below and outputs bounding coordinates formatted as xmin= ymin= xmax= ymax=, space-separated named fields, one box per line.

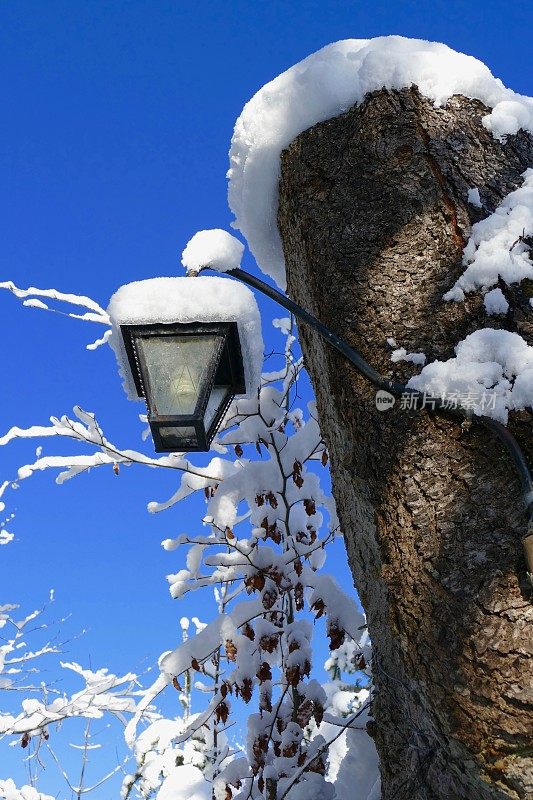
xmin=204 ymin=385 xmax=230 ymax=429
xmin=158 ymin=425 xmax=197 ymax=449
xmin=136 ymin=334 xmax=223 ymax=416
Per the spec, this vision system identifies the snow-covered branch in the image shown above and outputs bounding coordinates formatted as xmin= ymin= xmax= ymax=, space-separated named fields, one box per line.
xmin=0 ymin=281 xmax=110 ymax=325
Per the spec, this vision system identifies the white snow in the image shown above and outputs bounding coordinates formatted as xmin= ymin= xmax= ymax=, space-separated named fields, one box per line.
xmin=228 ymin=36 xmax=533 ymax=288
xmin=320 ymin=692 xmax=380 ymax=800
xmin=22 ymin=299 xmax=48 ymax=310
xmin=483 ymin=288 xmax=509 ymax=315
xmin=156 ymin=764 xmax=210 ymax=800
xmin=284 ymin=773 xmax=336 ymax=800
xmin=485 ymin=99 xmax=533 ymax=138
xmin=107 ymin=276 xmax=264 ymax=401
xmin=160 ymin=598 xmax=263 ymax=678
xmin=467 ymin=187 xmax=483 ymax=208
xmin=445 ymin=169 xmax=533 ymax=301
xmin=124 ymin=719 xmax=210 ymax=800
xmin=391 ymin=348 xmax=426 ymax=366
xmin=86 ymin=329 xmax=112 ymax=351
xmin=407 ymin=328 xmax=533 ymax=422
xmin=0 ymin=281 xmax=109 ymax=324
xmin=181 ymin=229 xmax=244 ymax=274
xmin=0 ymin=781 xmax=54 ymax=800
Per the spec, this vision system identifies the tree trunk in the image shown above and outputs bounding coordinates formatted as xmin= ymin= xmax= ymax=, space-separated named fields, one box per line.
xmin=277 ymin=88 xmax=533 ymax=800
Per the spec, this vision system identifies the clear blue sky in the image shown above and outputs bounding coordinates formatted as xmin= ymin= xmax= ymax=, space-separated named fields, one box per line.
xmin=1 ymin=0 xmax=531 ymax=793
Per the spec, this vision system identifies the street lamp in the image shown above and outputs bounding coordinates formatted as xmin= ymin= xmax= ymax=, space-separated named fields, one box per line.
xmin=120 ymin=320 xmax=245 ymax=452
xmin=107 ymin=275 xmax=263 ymax=454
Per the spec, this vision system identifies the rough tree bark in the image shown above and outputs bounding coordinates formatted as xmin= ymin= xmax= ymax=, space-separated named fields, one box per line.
xmin=277 ymin=88 xmax=533 ymax=800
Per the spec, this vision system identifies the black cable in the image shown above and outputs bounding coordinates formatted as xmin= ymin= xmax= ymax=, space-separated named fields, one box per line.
xmin=226 ymin=268 xmax=404 ymax=394
xmin=214 ymin=267 xmax=533 ymax=568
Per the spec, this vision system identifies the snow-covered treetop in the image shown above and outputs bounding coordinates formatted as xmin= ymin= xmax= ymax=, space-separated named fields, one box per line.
xmin=228 ymin=36 xmax=533 ymax=288
xmin=107 ymin=276 xmax=264 ymax=400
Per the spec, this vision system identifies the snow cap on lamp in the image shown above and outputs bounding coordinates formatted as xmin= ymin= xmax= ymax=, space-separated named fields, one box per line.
xmin=107 ymin=274 xmax=263 ymax=403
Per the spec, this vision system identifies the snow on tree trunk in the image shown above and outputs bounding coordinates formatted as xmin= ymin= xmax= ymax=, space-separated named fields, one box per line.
xmin=277 ymin=87 xmax=533 ymax=800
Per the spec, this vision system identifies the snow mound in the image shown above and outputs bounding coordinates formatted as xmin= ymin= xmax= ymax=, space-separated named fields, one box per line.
xmin=445 ymin=169 xmax=533 ymax=301
xmin=181 ymin=228 xmax=244 ymax=273
xmin=484 ymin=288 xmax=509 ymax=315
xmin=467 ymin=187 xmax=483 ymax=208
xmin=391 ymin=348 xmax=426 ymax=366
xmin=157 ymin=765 xmax=210 ymax=800
xmin=407 ymin=328 xmax=533 ymax=423
xmin=228 ymin=36 xmax=533 ymax=288
xmin=107 ymin=276 xmax=264 ymax=401
xmin=0 ymin=781 xmax=54 ymax=800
